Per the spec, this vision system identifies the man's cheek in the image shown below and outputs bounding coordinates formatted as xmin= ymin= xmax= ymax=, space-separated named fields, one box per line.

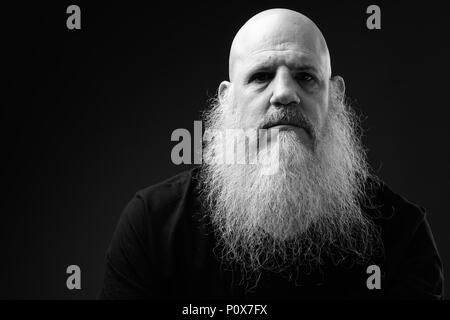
xmin=303 ymin=102 xmax=325 ymax=132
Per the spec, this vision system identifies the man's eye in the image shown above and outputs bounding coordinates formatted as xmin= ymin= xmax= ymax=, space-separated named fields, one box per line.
xmin=296 ymin=72 xmax=315 ymax=82
xmin=249 ymin=72 xmax=272 ymax=83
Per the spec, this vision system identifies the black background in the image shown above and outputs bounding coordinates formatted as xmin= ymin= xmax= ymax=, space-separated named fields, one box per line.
xmin=2 ymin=1 xmax=449 ymax=299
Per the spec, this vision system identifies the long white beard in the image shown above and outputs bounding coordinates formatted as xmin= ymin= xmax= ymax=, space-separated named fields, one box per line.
xmin=199 ymin=88 xmax=382 ymax=287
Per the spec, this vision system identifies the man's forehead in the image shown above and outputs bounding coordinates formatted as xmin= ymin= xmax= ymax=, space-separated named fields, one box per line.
xmin=229 ymin=9 xmax=331 ymax=81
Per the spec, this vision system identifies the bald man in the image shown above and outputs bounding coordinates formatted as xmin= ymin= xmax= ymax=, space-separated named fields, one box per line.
xmin=99 ymin=9 xmax=443 ymax=300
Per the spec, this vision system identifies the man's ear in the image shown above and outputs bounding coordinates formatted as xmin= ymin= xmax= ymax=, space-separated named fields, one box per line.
xmin=331 ymin=75 xmax=345 ymax=102
xmin=218 ymin=80 xmax=231 ymax=104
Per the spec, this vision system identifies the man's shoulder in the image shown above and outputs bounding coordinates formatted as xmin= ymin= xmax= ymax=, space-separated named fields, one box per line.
xmin=365 ymin=177 xmax=427 ymax=233
xmin=137 ymin=168 xmax=197 ymax=196
xmin=132 ymin=167 xmax=200 ymax=219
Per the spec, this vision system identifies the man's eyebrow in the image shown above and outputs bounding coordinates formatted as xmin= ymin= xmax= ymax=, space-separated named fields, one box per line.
xmin=292 ymin=65 xmax=320 ymax=74
xmin=246 ymin=61 xmax=322 ymax=76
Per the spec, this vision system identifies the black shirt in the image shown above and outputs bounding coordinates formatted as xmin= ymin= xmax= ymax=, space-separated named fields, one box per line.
xmin=99 ymin=167 xmax=444 ymax=299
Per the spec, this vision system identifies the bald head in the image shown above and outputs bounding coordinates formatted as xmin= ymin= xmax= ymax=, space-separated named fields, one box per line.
xmin=229 ymin=9 xmax=331 ymax=82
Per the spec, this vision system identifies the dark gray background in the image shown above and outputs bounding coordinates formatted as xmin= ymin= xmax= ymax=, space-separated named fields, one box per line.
xmin=2 ymin=1 xmax=449 ymax=299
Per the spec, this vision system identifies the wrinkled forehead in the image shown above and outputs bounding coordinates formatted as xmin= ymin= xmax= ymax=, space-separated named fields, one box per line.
xmin=229 ymin=12 xmax=331 ymax=81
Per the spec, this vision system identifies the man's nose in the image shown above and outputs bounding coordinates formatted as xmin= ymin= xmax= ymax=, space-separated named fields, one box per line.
xmin=269 ymin=68 xmax=301 ymax=107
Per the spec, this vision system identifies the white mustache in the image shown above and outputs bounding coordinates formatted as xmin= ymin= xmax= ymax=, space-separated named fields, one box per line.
xmin=259 ymin=107 xmax=316 ymax=140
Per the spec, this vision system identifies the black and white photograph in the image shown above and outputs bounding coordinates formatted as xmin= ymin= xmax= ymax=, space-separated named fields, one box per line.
xmin=2 ymin=0 xmax=449 ymax=310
